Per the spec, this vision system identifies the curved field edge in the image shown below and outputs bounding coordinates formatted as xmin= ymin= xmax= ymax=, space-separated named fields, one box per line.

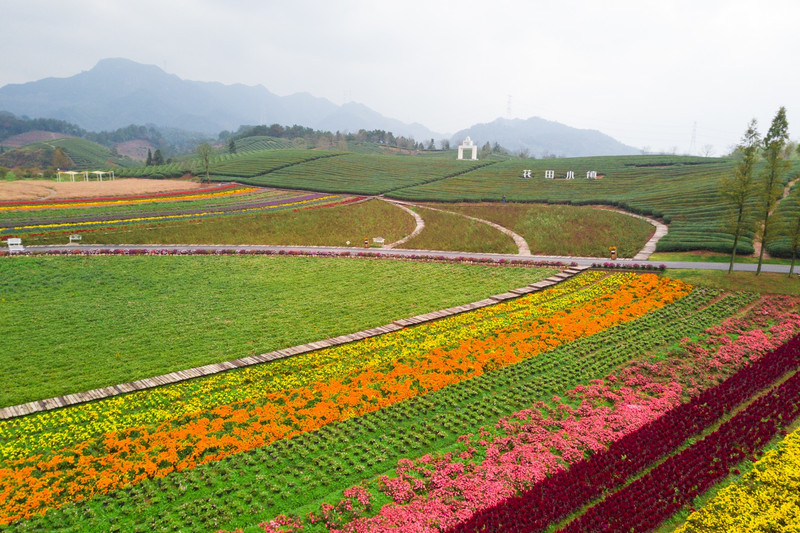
xmin=0 ymin=272 xmax=776 ymax=528
xmin=0 ymin=271 xmax=684 ymax=528
xmin=414 ymin=202 xmax=655 ymax=258
xmin=0 ymin=255 xmax=557 ymax=407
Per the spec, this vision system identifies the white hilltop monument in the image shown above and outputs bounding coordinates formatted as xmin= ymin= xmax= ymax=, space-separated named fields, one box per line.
xmin=457 ymin=137 xmax=478 ymax=160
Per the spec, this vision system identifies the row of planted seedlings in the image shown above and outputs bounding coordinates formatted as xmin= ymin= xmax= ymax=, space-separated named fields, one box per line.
xmin=561 ymin=339 xmax=800 ymax=532
xmin=0 ymin=187 xmax=336 ymax=227
xmin=0 ymin=190 xmax=346 ymax=240
xmin=2 ymin=271 xmax=690 ymax=530
xmin=246 ymin=291 xmax=791 ymax=532
xmin=451 ymin=317 xmax=800 ymax=532
xmin=5 ymin=273 xmax=777 ymax=532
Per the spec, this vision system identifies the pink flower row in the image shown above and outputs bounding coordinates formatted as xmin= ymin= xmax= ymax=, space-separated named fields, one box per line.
xmin=236 ymin=295 xmax=800 ymax=533
xmin=454 ymin=332 xmax=800 ymax=532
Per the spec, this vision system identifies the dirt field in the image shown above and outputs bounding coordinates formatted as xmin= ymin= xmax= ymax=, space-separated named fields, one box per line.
xmin=0 ymin=178 xmax=206 ymax=201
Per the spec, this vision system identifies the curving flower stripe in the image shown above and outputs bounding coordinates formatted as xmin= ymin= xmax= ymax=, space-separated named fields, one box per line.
xmin=240 ymin=295 xmax=800 ymax=533
xmin=0 ymin=183 xmax=241 ymax=207
xmin=4 ymin=194 xmax=340 ymax=232
xmin=0 ymin=272 xmax=690 ymax=525
xmin=0 ymin=185 xmax=258 ymax=211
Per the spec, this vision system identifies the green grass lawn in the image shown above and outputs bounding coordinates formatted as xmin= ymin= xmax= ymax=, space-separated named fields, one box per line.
xmin=0 ymin=255 xmax=557 ymax=407
xmin=662 ymin=268 xmax=800 ymax=295
xmin=397 ymin=205 xmax=519 ymax=254
xmin=650 ymin=251 xmax=794 ymax=265
xmin=433 ymin=203 xmax=654 ymax=257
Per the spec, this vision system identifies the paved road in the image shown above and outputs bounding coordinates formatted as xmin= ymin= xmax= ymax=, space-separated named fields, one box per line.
xmin=19 ymin=243 xmax=797 ymax=274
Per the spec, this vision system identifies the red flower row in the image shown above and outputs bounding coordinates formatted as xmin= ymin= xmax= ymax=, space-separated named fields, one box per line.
xmin=0 ymin=183 xmax=239 ymax=206
xmin=450 ymin=334 xmax=800 ymax=532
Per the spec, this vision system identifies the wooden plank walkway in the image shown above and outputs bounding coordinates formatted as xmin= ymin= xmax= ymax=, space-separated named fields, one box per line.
xmin=0 ymin=266 xmax=591 ymax=421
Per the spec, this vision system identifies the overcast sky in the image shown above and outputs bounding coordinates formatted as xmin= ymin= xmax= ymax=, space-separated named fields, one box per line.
xmin=1 ymin=0 xmax=798 ymax=154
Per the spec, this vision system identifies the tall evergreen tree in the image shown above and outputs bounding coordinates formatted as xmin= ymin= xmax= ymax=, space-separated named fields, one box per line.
xmin=720 ymin=119 xmax=760 ymax=273
xmin=152 ymin=149 xmax=165 ymax=166
xmin=755 ymin=107 xmax=790 ymax=275
xmin=145 ymin=148 xmax=153 ymax=166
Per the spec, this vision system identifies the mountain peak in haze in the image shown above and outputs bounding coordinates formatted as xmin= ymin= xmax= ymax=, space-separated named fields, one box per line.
xmin=0 ymin=59 xmax=638 ymax=156
xmin=0 ymin=58 xmax=436 ymax=138
xmin=452 ymin=116 xmax=639 ymax=157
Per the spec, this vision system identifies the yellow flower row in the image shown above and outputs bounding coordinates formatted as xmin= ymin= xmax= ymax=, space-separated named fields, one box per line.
xmin=0 ymin=271 xmax=672 ymax=461
xmin=0 ymin=186 xmax=260 ymax=211
xmin=0 ymin=272 xmax=693 ymax=524
xmin=677 ymin=427 xmax=800 ymax=532
xmin=6 ymin=195 xmax=340 ymax=231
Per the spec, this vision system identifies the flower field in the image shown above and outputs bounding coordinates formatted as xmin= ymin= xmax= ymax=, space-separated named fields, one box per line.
xmin=677 ymin=425 xmax=800 ymax=532
xmin=0 ymin=184 xmax=350 ymax=240
xmin=3 ymin=270 xmax=800 ymax=531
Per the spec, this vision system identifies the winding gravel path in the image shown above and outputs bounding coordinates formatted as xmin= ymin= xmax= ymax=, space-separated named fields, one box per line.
xmin=382 ymin=199 xmax=531 ymax=255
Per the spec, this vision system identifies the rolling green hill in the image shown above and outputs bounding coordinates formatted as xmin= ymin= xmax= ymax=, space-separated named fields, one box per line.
xmin=111 ymin=149 xmax=800 ymax=255
xmin=0 ymin=137 xmax=138 ymax=170
xmin=388 ymin=155 xmax=800 ymax=254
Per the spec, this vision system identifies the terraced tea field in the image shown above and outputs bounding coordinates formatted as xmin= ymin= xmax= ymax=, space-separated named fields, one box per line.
xmin=115 ymin=150 xmax=800 ymax=256
xmin=232 ymin=152 xmax=490 ymax=195
xmin=390 ymin=155 xmax=800 ymax=255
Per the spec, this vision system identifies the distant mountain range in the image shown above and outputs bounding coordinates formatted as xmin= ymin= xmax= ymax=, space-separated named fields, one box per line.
xmin=0 ymin=58 xmax=638 ymax=157
xmin=452 ymin=117 xmax=639 ymax=157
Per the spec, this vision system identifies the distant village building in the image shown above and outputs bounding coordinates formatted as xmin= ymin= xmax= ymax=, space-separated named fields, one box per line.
xmin=457 ymin=137 xmax=478 ymax=160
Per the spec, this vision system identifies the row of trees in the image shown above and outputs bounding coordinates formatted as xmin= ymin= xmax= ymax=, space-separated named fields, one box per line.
xmin=223 ymin=123 xmax=504 ymax=153
xmin=144 ymin=148 xmax=165 ymax=166
xmin=0 ymin=112 xmax=169 ymax=151
xmin=721 ymin=107 xmax=797 ymax=275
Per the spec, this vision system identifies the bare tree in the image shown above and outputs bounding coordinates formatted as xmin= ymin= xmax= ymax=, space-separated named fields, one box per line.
xmin=701 ymin=144 xmax=715 ymax=157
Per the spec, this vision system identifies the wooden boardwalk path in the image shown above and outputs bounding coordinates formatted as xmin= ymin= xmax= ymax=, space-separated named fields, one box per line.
xmin=0 ymin=266 xmax=589 ymax=421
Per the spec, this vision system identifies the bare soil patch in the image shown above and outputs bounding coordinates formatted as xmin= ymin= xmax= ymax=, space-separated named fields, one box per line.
xmin=0 ymin=178 xmax=206 ymax=202
xmin=1 ymin=131 xmax=73 ymax=148
xmin=115 ymin=140 xmax=156 ymax=161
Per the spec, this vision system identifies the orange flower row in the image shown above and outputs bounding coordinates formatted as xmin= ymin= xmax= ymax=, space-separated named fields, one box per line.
xmin=0 ymin=273 xmax=692 ymax=524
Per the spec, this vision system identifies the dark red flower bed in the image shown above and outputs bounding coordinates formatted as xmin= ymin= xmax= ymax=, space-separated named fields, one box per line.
xmin=449 ymin=334 xmax=800 ymax=533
